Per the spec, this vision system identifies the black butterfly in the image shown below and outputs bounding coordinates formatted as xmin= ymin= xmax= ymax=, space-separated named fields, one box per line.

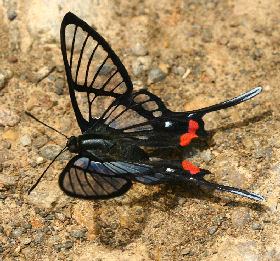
xmin=27 ymin=12 xmax=264 ymax=201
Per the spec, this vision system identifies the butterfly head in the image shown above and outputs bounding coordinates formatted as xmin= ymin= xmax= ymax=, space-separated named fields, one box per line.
xmin=67 ymin=136 xmax=79 ymax=153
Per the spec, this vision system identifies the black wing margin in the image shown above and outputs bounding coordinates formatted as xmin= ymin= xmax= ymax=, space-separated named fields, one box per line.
xmin=60 ymin=12 xmax=133 ymax=132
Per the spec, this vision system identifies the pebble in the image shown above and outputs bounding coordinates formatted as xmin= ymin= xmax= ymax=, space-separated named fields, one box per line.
xmin=131 ymin=43 xmax=148 ymax=56
xmin=132 ymin=56 xmax=152 ymax=76
xmin=0 ymin=107 xmax=20 ymax=127
xmin=34 ymin=230 xmax=45 ymax=243
xmin=0 ymin=173 xmax=18 ymax=187
xmin=11 ymin=228 xmax=22 ymax=238
xmin=40 ymin=145 xmax=69 ymax=160
xmin=54 ymin=88 xmax=64 ymax=95
xmin=54 ymin=78 xmax=65 ymax=89
xmin=252 ymin=222 xmax=262 ymax=231
xmin=29 ymin=66 xmax=55 ymax=83
xmin=178 ymin=197 xmax=187 ymax=206
xmin=181 ymin=247 xmax=191 ymax=255
xmin=7 ymin=56 xmax=18 ymax=63
xmin=48 ymin=75 xmax=56 ymax=82
xmin=56 ymin=66 xmax=64 ymax=73
xmin=70 ymin=229 xmax=86 ymax=238
xmin=98 ymin=64 xmax=114 ymax=75
xmin=36 ymin=157 xmax=44 ymax=165
xmin=148 ymin=68 xmax=165 ymax=84
xmin=55 ymin=212 xmax=66 ymax=222
xmin=0 ymin=70 xmax=13 ymax=90
xmin=33 ymin=135 xmax=48 ymax=149
xmin=174 ymin=66 xmax=185 ymax=75
xmin=21 ymin=238 xmax=32 ymax=245
xmin=231 ymin=208 xmax=250 ymax=227
xmin=208 ymin=226 xmax=218 ymax=235
xmin=200 ymin=150 xmax=212 ymax=163
xmin=20 ymin=135 xmax=32 ymax=147
xmin=7 ymin=10 xmax=17 ymax=21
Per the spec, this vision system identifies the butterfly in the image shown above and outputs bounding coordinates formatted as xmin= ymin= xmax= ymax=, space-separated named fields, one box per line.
xmin=27 ymin=12 xmax=264 ymax=201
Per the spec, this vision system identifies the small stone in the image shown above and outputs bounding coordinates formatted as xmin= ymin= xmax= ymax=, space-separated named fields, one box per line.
xmin=7 ymin=56 xmax=18 ymax=63
xmin=132 ymin=56 xmax=152 ymax=76
xmin=45 ymin=214 xmax=53 ymax=220
xmin=36 ymin=157 xmax=44 ymax=165
xmin=48 ymin=75 xmax=56 ymax=82
xmin=54 ymin=78 xmax=65 ymax=89
xmin=5 ymin=141 xmax=11 ymax=149
xmin=252 ymin=222 xmax=262 ymax=230
xmin=55 ymin=212 xmax=66 ymax=222
xmin=132 ymin=80 xmax=146 ymax=91
xmin=56 ymin=66 xmax=64 ymax=73
xmin=174 ymin=66 xmax=185 ymax=75
xmin=181 ymin=248 xmax=191 ymax=255
xmin=98 ymin=64 xmax=114 ymax=75
xmin=54 ymin=88 xmax=64 ymax=95
xmin=62 ymin=241 xmax=73 ymax=249
xmin=70 ymin=229 xmax=86 ymax=238
xmin=208 ymin=226 xmax=218 ymax=235
xmin=0 ymin=70 xmax=12 ymax=89
xmin=148 ymin=68 xmax=165 ymax=84
xmin=11 ymin=228 xmax=22 ymax=238
xmin=21 ymin=237 xmax=32 ymax=245
xmin=20 ymin=135 xmax=31 ymax=147
xmin=0 ymin=107 xmax=20 ymax=127
xmin=0 ymin=173 xmax=18 ymax=187
xmin=34 ymin=230 xmax=45 ymax=243
xmin=131 ymin=43 xmax=148 ymax=56
xmin=29 ymin=66 xmax=55 ymax=83
xmin=40 ymin=145 xmax=69 ymax=160
xmin=231 ymin=208 xmax=250 ymax=227
xmin=33 ymin=135 xmax=48 ymax=149
xmin=7 ymin=10 xmax=17 ymax=21
xmin=200 ymin=150 xmax=212 ymax=163
xmin=54 ymin=244 xmax=63 ymax=252
xmin=178 ymin=197 xmax=187 ymax=206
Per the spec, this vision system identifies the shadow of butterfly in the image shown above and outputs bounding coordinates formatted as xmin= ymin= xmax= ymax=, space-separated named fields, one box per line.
xmin=27 ymin=12 xmax=264 ymax=201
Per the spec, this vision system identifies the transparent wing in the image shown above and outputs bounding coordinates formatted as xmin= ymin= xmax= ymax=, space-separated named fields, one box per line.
xmin=61 ymin=12 xmax=133 ymax=132
xmin=59 ymin=156 xmax=132 ymax=199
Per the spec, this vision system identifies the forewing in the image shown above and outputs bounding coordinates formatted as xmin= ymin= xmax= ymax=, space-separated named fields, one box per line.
xmin=59 ymin=156 xmax=132 ymax=199
xmin=60 ymin=12 xmax=133 ymax=132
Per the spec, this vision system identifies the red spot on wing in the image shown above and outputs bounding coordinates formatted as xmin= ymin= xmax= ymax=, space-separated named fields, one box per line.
xmin=188 ymin=120 xmax=199 ymax=133
xmin=182 ymin=161 xmax=200 ymax=175
xmin=180 ymin=132 xmax=198 ymax=146
xmin=180 ymin=120 xmax=199 ymax=147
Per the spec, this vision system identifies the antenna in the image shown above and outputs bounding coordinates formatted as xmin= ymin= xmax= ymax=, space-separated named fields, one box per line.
xmin=25 ymin=111 xmax=69 ymax=139
xmin=28 ymin=146 xmax=68 ymax=194
xmin=25 ymin=111 xmax=69 ymax=194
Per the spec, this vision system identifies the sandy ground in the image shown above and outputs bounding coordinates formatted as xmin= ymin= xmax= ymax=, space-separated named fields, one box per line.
xmin=0 ymin=1 xmax=280 ymax=260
